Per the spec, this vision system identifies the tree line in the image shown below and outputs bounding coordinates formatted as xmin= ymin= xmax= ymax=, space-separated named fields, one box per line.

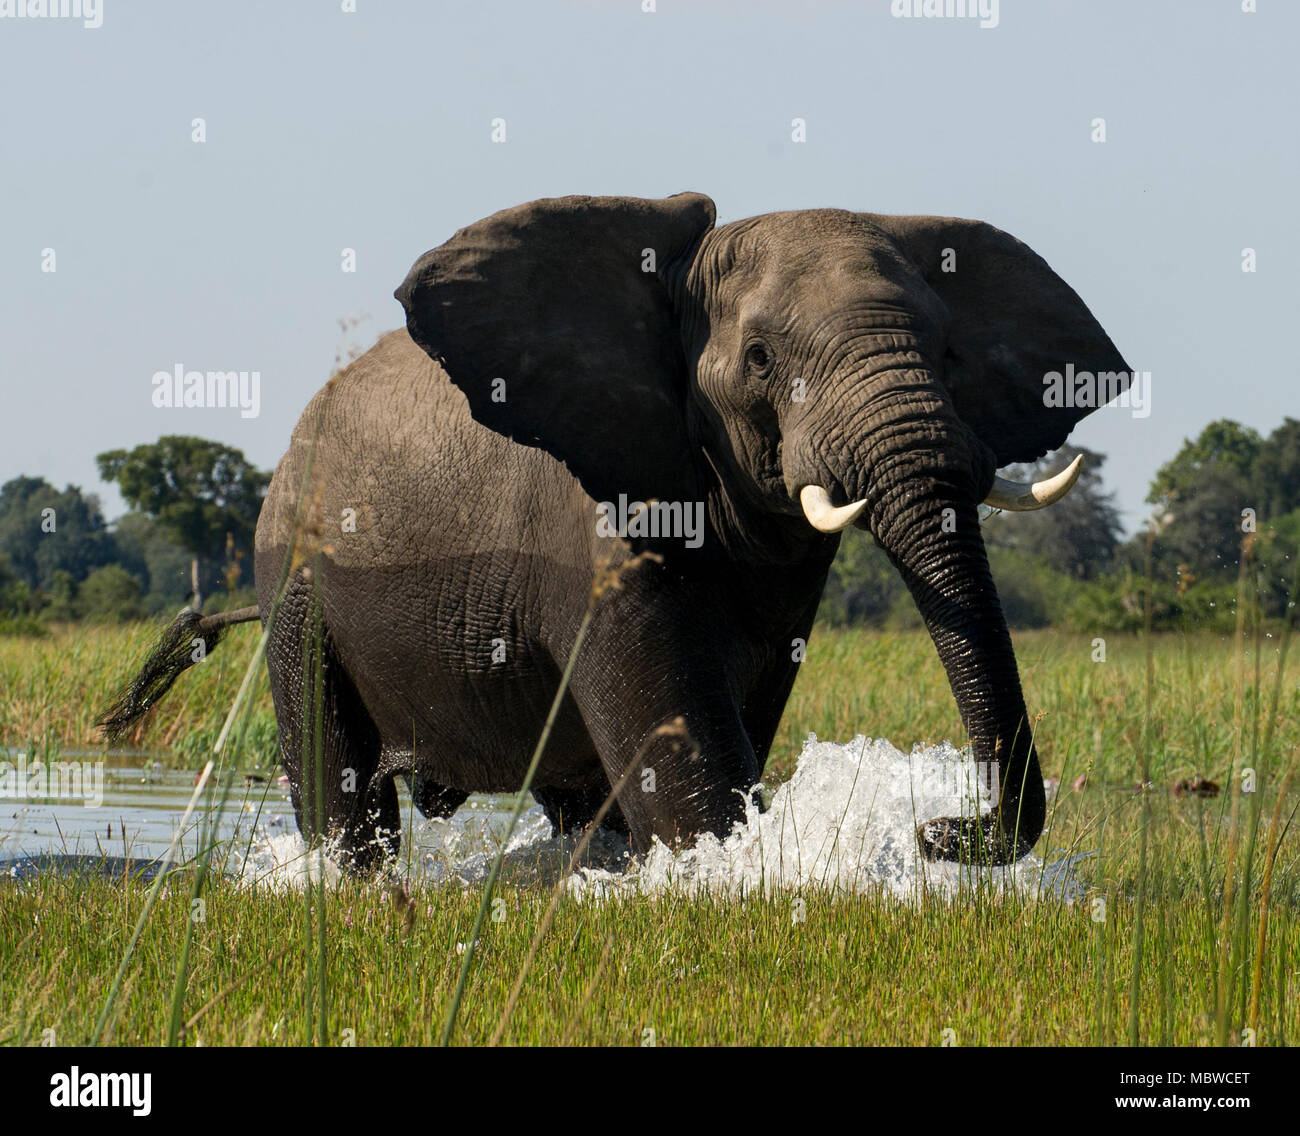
xmin=2 ymin=420 xmax=1298 ymax=633
xmin=0 ymin=436 xmax=266 ymax=630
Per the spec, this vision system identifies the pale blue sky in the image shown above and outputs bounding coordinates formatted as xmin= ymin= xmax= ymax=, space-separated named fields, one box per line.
xmin=2 ymin=0 xmax=1295 ymax=534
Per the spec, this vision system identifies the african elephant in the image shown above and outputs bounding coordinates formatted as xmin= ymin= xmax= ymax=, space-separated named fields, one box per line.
xmin=104 ymin=193 xmax=1129 ymax=871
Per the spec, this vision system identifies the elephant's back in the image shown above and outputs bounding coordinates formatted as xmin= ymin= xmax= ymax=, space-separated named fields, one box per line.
xmin=255 ymin=328 xmax=593 ymax=576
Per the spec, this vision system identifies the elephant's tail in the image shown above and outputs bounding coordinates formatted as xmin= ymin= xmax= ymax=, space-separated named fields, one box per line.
xmin=98 ymin=605 xmax=261 ymax=743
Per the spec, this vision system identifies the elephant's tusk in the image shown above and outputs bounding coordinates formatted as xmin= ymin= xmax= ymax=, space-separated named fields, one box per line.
xmin=800 ymin=485 xmax=869 ymax=533
xmin=982 ymin=454 xmax=1084 ymax=512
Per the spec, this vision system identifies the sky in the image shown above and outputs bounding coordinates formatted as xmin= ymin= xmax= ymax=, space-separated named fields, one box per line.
xmin=2 ymin=0 xmax=1295 ymax=535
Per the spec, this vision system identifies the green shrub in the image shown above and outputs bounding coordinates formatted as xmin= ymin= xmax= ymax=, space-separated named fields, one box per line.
xmin=1063 ymin=570 xmax=1248 ymax=634
xmin=0 ymin=614 xmax=47 ymax=637
xmin=203 ymin=587 xmax=259 ymax=614
xmin=986 ymin=547 xmax=1076 ymax=628
xmin=76 ymin=564 xmax=147 ymax=622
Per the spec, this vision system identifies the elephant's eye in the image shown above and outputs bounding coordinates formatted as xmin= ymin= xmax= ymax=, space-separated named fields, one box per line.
xmin=743 ymin=342 xmax=773 ymax=376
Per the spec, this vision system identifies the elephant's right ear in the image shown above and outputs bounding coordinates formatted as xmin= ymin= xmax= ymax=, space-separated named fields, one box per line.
xmin=395 ymin=193 xmax=716 ymax=504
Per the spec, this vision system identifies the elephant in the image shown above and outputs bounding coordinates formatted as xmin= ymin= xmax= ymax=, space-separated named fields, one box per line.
xmin=102 ymin=192 xmax=1130 ymax=872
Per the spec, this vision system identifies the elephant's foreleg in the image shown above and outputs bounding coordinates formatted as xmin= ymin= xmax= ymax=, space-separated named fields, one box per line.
xmin=737 ymin=583 xmax=826 ymax=777
xmin=565 ymin=610 xmax=759 ymax=854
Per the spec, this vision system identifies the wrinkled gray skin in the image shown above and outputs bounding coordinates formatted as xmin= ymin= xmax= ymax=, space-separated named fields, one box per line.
xmin=254 ymin=193 xmax=1129 ymax=871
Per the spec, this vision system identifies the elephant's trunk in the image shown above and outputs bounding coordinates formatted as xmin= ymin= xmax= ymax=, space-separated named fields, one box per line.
xmin=881 ymin=498 xmax=1045 ymax=862
xmin=794 ymin=345 xmax=1045 ymax=863
xmin=862 ymin=389 xmax=1043 ymax=862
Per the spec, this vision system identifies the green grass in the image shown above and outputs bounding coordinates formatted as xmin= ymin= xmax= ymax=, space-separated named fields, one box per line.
xmin=0 ymin=620 xmax=277 ymax=769
xmin=3 ymin=620 xmax=1293 ymax=794
xmin=2 ymin=860 xmax=1294 ymax=1046
xmin=0 ymin=620 xmax=1296 ymax=1046
xmin=778 ymin=626 xmax=1299 ymax=790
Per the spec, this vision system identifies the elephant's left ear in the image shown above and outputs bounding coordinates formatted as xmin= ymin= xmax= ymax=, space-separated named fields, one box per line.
xmin=395 ymin=193 xmax=716 ymax=505
xmin=865 ymin=214 xmax=1132 ymax=466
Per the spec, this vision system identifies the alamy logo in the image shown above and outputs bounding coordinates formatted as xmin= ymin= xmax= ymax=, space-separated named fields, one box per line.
xmin=152 ymin=364 xmax=261 ymax=418
xmin=0 ymin=754 xmax=103 ymax=807
xmin=914 ymin=760 xmax=1000 ymax=804
xmin=891 ymin=0 xmax=999 ymax=30
xmin=596 ymin=495 xmax=704 ymax=549
xmin=1042 ymin=364 xmax=1151 ymax=419
xmin=0 ymin=0 xmax=102 ymax=28
xmin=49 ymin=1068 xmax=150 ymax=1116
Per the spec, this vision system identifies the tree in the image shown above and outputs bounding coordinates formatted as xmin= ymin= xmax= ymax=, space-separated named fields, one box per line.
xmin=1137 ymin=420 xmax=1269 ymax=587
xmin=0 ymin=476 xmax=117 ymax=590
xmin=1140 ymin=465 xmax=1256 ymax=581
xmin=96 ymin=437 xmax=269 ymax=611
xmin=41 ymin=569 xmax=78 ymax=622
xmin=1255 ymin=417 xmax=1300 ymax=522
xmin=985 ymin=547 xmax=1075 ymax=628
xmin=1147 ymin=419 xmax=1262 ymax=512
xmin=111 ymin=512 xmax=200 ymax=612
xmin=0 ymin=555 xmax=33 ymax=616
xmin=982 ymin=445 xmax=1122 ymax=580
xmin=77 ymin=565 xmax=147 ymax=622
xmin=1110 ymin=417 xmax=1300 ymax=623
xmin=1257 ymin=508 xmax=1300 ymax=621
xmin=818 ymin=527 xmax=909 ymax=625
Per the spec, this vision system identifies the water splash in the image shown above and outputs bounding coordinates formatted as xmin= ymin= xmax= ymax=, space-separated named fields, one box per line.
xmin=570 ymin=734 xmax=1080 ymax=902
xmin=225 ymin=735 xmax=1083 ymax=902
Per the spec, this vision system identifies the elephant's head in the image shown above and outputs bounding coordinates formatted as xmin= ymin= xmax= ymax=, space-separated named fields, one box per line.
xmin=395 ymin=193 xmax=1130 ymax=864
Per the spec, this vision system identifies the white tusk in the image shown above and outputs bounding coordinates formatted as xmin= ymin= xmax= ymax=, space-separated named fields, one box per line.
xmin=800 ymin=485 xmax=869 ymax=533
xmin=982 ymin=454 xmax=1084 ymax=512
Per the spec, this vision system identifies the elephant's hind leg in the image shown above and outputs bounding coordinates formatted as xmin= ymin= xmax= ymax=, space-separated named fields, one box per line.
xmin=264 ymin=577 xmax=399 ymax=872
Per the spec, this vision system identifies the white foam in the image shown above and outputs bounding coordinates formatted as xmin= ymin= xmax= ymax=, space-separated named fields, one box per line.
xmin=569 ymin=734 xmax=1076 ymax=902
xmin=226 ymin=736 xmax=1083 ymax=902
xmin=229 ymin=830 xmax=344 ymax=890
